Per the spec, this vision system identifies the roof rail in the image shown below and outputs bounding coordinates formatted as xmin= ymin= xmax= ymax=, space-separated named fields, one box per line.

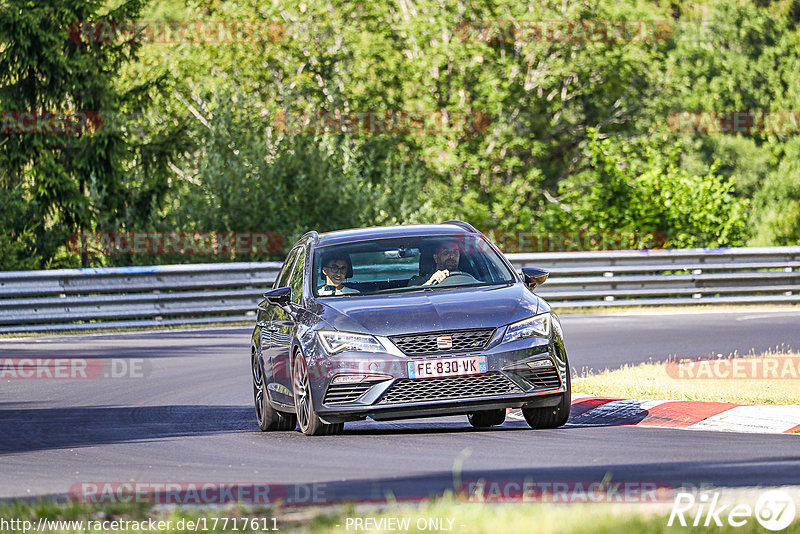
xmin=440 ymin=220 xmax=479 ymax=233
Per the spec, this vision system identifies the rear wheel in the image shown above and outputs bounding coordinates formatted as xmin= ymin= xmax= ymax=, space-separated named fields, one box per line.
xmin=253 ymin=352 xmax=296 ymax=431
xmin=522 ymin=366 xmax=571 ymax=429
xmin=467 ymin=409 xmax=506 ymax=428
xmin=292 ymin=352 xmax=344 ymax=436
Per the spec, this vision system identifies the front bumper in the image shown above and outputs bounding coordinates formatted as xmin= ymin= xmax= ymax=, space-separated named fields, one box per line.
xmin=306 ymin=328 xmax=568 ymax=423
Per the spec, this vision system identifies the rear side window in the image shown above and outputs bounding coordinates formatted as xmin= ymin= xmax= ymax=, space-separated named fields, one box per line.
xmin=275 ymin=247 xmax=300 ymax=289
xmin=289 ymin=249 xmax=306 ymax=304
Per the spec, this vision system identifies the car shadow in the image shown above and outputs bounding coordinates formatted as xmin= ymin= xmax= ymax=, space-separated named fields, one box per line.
xmin=0 ymin=405 xmax=253 ymax=454
xmin=343 ymin=420 xmax=532 ymax=436
xmin=0 ymin=400 xmax=642 ymax=456
xmin=1 ymin=396 xmax=661 ymax=456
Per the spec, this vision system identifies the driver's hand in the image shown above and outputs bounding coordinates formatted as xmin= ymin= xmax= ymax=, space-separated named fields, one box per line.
xmin=423 ymin=269 xmax=450 ymax=285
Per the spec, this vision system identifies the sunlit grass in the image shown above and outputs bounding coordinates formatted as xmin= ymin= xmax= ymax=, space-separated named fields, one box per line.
xmin=573 ymin=350 xmax=800 ymax=405
xmin=4 ymin=497 xmax=799 ymax=533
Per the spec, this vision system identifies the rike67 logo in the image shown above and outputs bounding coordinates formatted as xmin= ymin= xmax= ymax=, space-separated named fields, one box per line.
xmin=669 ymin=490 xmax=796 ymax=531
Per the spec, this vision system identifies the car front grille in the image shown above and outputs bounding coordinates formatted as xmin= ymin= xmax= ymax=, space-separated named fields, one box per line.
xmin=323 ymin=381 xmax=381 ymax=405
xmin=377 ymin=372 xmax=522 ymax=405
xmin=390 ymin=328 xmax=495 ymax=356
xmin=513 ymin=367 xmax=561 ymax=389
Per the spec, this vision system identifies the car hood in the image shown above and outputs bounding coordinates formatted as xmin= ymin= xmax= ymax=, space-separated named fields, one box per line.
xmin=317 ymin=283 xmax=543 ymax=336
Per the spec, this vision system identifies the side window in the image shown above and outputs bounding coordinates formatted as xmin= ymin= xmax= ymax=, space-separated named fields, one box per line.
xmin=289 ymin=249 xmax=306 ymax=304
xmin=274 ymin=248 xmax=300 ymax=289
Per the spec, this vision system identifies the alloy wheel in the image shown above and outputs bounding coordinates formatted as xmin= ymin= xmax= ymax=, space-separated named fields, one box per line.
xmin=293 ymin=355 xmax=311 ymax=432
xmin=252 ymin=354 xmax=265 ymax=426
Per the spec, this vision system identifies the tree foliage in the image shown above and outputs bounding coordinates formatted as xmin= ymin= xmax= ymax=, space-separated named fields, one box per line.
xmin=0 ymin=0 xmax=189 ymax=267
xmin=560 ymin=130 xmax=748 ymax=248
xmin=0 ymin=0 xmax=798 ymax=270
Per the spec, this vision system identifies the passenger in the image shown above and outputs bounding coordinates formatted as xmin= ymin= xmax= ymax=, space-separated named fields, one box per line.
xmin=318 ymin=253 xmax=359 ymax=295
xmin=408 ymin=241 xmax=461 ymax=286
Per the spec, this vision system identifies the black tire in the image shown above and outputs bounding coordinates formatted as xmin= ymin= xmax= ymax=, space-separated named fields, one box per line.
xmin=253 ymin=352 xmax=297 ymax=431
xmin=292 ymin=351 xmax=344 ymax=436
xmin=522 ymin=368 xmax=571 ymax=429
xmin=468 ymin=409 xmax=506 ymax=428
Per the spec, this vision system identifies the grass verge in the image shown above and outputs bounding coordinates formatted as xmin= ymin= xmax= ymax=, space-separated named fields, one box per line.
xmin=573 ymin=351 xmax=800 ymax=404
xmin=2 ymin=498 xmax=799 ymax=533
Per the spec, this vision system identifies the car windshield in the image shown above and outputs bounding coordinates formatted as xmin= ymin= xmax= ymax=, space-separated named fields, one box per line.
xmin=312 ymin=234 xmax=516 ymax=297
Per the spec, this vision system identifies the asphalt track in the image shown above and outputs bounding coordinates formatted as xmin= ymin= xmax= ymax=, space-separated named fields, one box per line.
xmin=1 ymin=309 xmax=799 ymax=502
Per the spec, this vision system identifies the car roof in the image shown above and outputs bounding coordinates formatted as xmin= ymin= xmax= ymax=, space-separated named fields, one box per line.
xmin=314 ymin=223 xmax=475 ymax=247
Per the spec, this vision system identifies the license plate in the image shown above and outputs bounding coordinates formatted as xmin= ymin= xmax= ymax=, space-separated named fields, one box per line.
xmin=407 ymin=356 xmax=488 ymax=379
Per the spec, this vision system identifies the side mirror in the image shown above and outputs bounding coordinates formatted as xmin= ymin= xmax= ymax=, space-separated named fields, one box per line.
xmin=521 ymin=267 xmax=549 ymax=290
xmin=264 ymin=286 xmax=292 ymax=308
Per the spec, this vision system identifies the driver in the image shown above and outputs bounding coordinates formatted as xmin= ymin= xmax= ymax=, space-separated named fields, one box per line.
xmin=408 ymin=241 xmax=461 ymax=286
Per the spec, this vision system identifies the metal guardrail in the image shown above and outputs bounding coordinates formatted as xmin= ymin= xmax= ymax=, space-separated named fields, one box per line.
xmin=510 ymin=246 xmax=800 ymax=308
xmin=0 ymin=247 xmax=798 ymax=333
xmin=0 ymin=263 xmax=282 ymax=333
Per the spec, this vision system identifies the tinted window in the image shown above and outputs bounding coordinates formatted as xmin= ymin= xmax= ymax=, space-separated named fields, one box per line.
xmin=312 ymin=235 xmax=515 ymax=297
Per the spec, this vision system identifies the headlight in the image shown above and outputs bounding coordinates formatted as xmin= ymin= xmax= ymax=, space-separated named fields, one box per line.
xmin=502 ymin=313 xmax=551 ymax=344
xmin=318 ymin=330 xmax=385 ymax=354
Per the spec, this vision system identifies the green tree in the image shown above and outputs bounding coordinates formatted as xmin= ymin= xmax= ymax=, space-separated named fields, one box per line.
xmin=659 ymin=0 xmax=800 ymax=245
xmin=558 ymin=129 xmax=748 ymax=248
xmin=167 ymin=89 xmax=427 ymax=253
xmin=749 ymin=137 xmax=800 ymax=246
xmin=0 ymin=0 xmax=189 ymax=268
xmin=0 ymin=186 xmax=41 ymax=270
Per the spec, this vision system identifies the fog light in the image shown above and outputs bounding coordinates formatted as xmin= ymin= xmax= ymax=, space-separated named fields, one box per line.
xmin=527 ymin=359 xmax=554 ymax=368
xmin=332 ymin=374 xmax=366 ymax=384
xmin=332 ymin=373 xmax=392 ymax=384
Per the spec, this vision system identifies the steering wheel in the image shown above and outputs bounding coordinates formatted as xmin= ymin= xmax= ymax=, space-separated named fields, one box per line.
xmin=431 ymin=270 xmax=478 ymax=286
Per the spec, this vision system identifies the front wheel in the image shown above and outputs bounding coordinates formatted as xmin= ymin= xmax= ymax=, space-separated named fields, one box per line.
xmin=467 ymin=409 xmax=506 ymax=428
xmin=253 ymin=353 xmax=296 ymax=431
xmin=522 ymin=367 xmax=571 ymax=429
xmin=292 ymin=352 xmax=343 ymax=436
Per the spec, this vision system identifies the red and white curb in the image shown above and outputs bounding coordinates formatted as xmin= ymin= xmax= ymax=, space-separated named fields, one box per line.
xmin=507 ymin=394 xmax=800 ymax=434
